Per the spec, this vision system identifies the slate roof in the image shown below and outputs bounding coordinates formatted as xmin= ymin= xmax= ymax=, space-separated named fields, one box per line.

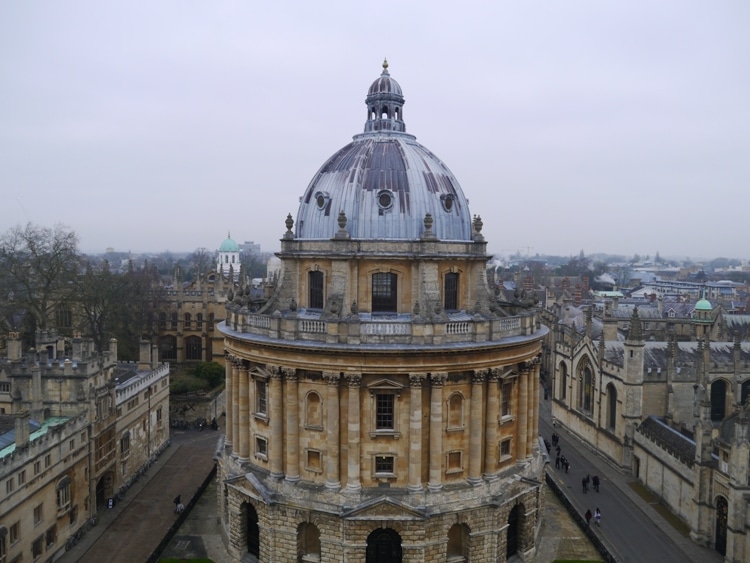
xmin=637 ymin=415 xmax=695 ymax=466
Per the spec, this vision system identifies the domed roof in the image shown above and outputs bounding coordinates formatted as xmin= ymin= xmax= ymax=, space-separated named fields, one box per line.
xmin=367 ymin=59 xmax=403 ymax=98
xmin=219 ymin=233 xmax=239 ymax=252
xmin=695 ymin=297 xmax=712 ymax=311
xmin=295 ymin=62 xmax=473 ymax=242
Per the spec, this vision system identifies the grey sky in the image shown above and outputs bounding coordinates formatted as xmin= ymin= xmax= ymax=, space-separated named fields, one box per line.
xmin=1 ymin=1 xmax=748 ymax=261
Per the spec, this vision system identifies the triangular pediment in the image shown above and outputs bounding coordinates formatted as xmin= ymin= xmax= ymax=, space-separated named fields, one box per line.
xmin=342 ymin=496 xmax=426 ymax=521
xmin=225 ymin=472 xmax=274 ymax=505
xmin=367 ymin=379 xmax=404 ymax=392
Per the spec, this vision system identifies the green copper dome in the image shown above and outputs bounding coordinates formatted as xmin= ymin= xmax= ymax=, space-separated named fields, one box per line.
xmin=219 ymin=233 xmax=239 ymax=252
xmin=695 ymin=297 xmax=712 ymax=311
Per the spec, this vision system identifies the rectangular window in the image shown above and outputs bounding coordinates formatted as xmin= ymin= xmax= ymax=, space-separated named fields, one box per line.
xmin=32 ymin=535 xmax=43 ymax=559
xmin=6 ymin=479 xmax=14 ymax=494
xmin=255 ymin=436 xmax=268 ymax=459
xmin=57 ymin=482 xmax=71 ymax=511
xmin=374 ymin=455 xmax=395 ymax=475
xmin=501 ymin=382 xmax=512 ymax=417
xmin=371 ymin=272 xmax=397 ymax=313
xmin=0 ymin=382 xmax=10 ymax=393
xmin=34 ymin=460 xmax=41 ymax=474
xmin=306 ymin=449 xmax=322 ymax=472
xmin=444 ymin=272 xmax=459 ymax=311
xmin=447 ymin=450 xmax=462 ymax=473
xmin=69 ymin=439 xmax=75 ymax=451
xmin=17 ymin=470 xmax=25 ymax=486
xmin=45 ymin=526 xmax=56 ymax=548
xmin=500 ymin=438 xmax=512 ymax=459
xmin=10 ymin=521 xmax=19 ymax=544
xmin=309 ymin=271 xmax=324 ymax=309
xmin=256 ymin=380 xmax=267 ymax=415
xmin=375 ymin=394 xmax=394 ymax=430
xmin=45 ymin=454 xmax=51 ymax=468
xmin=0 ymin=535 xmax=5 ymax=562
xmin=33 ymin=504 xmax=43 ymax=525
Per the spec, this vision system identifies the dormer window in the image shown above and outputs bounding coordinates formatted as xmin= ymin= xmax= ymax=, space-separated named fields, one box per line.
xmin=314 ymin=191 xmax=329 ymax=210
xmin=377 ymin=190 xmax=394 ymax=210
xmin=440 ymin=193 xmax=455 ymax=212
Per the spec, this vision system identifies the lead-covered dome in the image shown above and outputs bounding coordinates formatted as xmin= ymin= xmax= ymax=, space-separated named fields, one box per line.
xmin=295 ymin=61 xmax=473 ymax=242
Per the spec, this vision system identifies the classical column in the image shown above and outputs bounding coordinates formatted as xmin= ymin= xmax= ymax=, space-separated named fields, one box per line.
xmin=284 ymin=368 xmax=300 ymax=482
xmin=344 ymin=373 xmax=362 ymax=493
xmin=468 ymin=370 xmax=486 ymax=484
xmin=238 ymin=363 xmax=250 ymax=460
xmin=531 ymin=361 xmax=541 ymax=453
xmin=224 ymin=354 xmax=233 ymax=448
xmin=323 ymin=372 xmax=341 ymax=489
xmin=408 ymin=373 xmax=425 ymax=493
xmin=517 ymin=365 xmax=529 ymax=461
xmin=484 ymin=369 xmax=500 ymax=480
xmin=269 ymin=369 xmax=284 ymax=479
xmin=231 ymin=359 xmax=240 ymax=456
xmin=428 ymin=373 xmax=447 ymax=492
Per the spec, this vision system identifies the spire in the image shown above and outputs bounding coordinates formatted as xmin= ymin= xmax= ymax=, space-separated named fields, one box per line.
xmin=627 ymin=306 xmax=643 ymax=342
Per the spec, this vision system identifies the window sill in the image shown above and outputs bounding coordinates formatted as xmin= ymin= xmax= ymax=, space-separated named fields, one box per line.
xmin=253 ymin=413 xmax=268 ymax=423
xmin=369 ymin=431 xmax=401 ymax=439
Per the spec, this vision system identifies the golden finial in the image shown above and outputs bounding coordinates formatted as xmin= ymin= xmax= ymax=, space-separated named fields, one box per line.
xmin=382 ymin=58 xmax=389 ymax=72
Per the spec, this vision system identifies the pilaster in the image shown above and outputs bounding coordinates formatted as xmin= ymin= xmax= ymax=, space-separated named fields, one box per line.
xmin=344 ymin=373 xmax=362 ymax=493
xmin=408 ymin=373 xmax=426 ymax=492
xmin=269 ymin=369 xmax=284 ymax=479
xmin=484 ymin=369 xmax=500 ymax=480
xmin=323 ymin=372 xmax=341 ymax=489
xmin=224 ymin=354 xmax=233 ymax=447
xmin=517 ymin=365 xmax=529 ymax=461
xmin=468 ymin=370 xmax=485 ymax=485
xmin=238 ymin=362 xmax=250 ymax=460
xmin=284 ymin=368 xmax=300 ymax=482
xmin=428 ymin=372 xmax=447 ymax=492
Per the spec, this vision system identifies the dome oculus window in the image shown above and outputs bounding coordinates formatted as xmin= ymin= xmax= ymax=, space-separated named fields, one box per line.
xmin=377 ymin=190 xmax=394 ymax=210
xmin=441 ymin=194 xmax=455 ymax=212
xmin=314 ymin=192 xmax=329 ymax=210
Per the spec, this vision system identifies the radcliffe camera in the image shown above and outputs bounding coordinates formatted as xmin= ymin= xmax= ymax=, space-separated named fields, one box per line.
xmin=0 ymin=3 xmax=747 ymax=563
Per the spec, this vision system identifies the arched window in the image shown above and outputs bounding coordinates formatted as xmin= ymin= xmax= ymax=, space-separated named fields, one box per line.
xmin=711 ymin=380 xmax=727 ymax=421
xmin=56 ymin=476 xmax=72 ymax=511
xmin=366 ymin=528 xmax=402 ymax=563
xmin=297 ymin=522 xmax=321 ymax=561
xmin=506 ymin=504 xmax=521 ymax=558
xmin=246 ymin=503 xmax=260 ymax=557
xmin=170 ymin=312 xmax=178 ymax=330
xmin=447 ymin=523 xmax=470 ymax=561
xmin=447 ymin=393 xmax=464 ymax=429
xmin=185 ymin=336 xmax=202 ymax=361
xmin=305 ymin=392 xmax=322 ymax=429
xmin=372 ymin=273 xmax=397 ymax=313
xmin=559 ymin=363 xmax=567 ymax=401
xmin=309 ymin=271 xmax=324 ymax=309
xmin=583 ymin=365 xmax=594 ymax=413
xmin=715 ymin=495 xmax=728 ymax=556
xmin=606 ymin=383 xmax=617 ymax=429
xmin=741 ymin=380 xmax=750 ymax=405
xmin=196 ymin=313 xmax=203 ymax=330
xmin=184 ymin=313 xmax=192 ymax=330
xmin=159 ymin=336 xmax=177 ymax=361
xmin=444 ymin=272 xmax=459 ymax=311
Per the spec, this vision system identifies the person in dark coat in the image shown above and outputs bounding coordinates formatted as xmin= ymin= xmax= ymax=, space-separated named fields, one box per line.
xmin=592 ymin=474 xmax=600 ymax=492
xmin=585 ymin=509 xmax=592 ymax=526
xmin=582 ymin=477 xmax=588 ymax=493
xmin=555 ymin=455 xmax=561 ymax=469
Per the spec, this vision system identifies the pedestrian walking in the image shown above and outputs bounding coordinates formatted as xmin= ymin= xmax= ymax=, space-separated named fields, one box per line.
xmin=585 ymin=509 xmax=592 ymax=526
xmin=592 ymin=474 xmax=600 ymax=492
xmin=582 ymin=477 xmax=588 ymax=493
xmin=564 ymin=460 xmax=570 ymax=473
xmin=585 ymin=474 xmax=591 ymax=489
xmin=555 ymin=455 xmax=560 ymax=469
xmin=173 ymin=495 xmax=182 ymax=513
xmin=556 ymin=445 xmax=561 ymax=457
xmin=594 ymin=507 xmax=601 ymax=526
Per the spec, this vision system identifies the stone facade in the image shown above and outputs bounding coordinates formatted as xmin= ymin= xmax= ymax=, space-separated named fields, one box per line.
xmin=0 ymin=331 xmax=170 ymax=562
xmin=215 ymin=62 xmax=548 ymax=562
xmin=548 ymin=299 xmax=750 ymax=560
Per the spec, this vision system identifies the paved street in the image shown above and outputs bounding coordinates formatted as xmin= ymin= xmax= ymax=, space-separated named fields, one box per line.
xmin=58 ymin=427 xmax=220 ymax=563
xmin=540 ymin=397 xmax=722 ymax=563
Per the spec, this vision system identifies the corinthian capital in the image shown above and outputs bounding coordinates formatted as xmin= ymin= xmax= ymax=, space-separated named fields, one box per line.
xmin=409 ymin=373 xmax=426 ymax=388
xmin=430 ymin=372 xmax=447 ymax=387
xmin=344 ymin=373 xmax=362 ymax=388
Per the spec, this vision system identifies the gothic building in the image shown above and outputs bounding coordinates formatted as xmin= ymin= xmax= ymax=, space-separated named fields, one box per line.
xmin=549 ymin=296 xmax=750 ymax=560
xmin=216 ymin=62 xmax=548 ymax=562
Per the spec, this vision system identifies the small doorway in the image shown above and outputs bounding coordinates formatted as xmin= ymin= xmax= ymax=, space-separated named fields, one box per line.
xmin=715 ymin=496 xmax=728 ymax=556
xmin=247 ymin=503 xmax=260 ymax=558
xmin=366 ymin=528 xmax=402 ymax=563
xmin=506 ymin=504 xmax=520 ymax=558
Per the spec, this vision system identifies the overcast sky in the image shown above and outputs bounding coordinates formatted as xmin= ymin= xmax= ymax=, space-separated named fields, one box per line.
xmin=1 ymin=1 xmax=748 ymax=261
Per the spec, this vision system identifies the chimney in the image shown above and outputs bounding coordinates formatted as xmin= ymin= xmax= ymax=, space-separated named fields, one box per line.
xmin=109 ymin=338 xmax=118 ymax=362
xmin=138 ymin=340 xmax=151 ymax=371
xmin=151 ymin=344 xmax=159 ymax=370
xmin=15 ymin=412 xmax=31 ymax=449
xmin=7 ymin=332 xmax=22 ymax=361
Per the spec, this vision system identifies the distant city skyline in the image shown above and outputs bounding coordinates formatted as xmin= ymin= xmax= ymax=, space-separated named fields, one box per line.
xmin=2 ymin=2 xmax=748 ymax=259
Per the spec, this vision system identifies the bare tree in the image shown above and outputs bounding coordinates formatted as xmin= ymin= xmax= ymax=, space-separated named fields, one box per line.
xmin=0 ymin=223 xmax=79 ymax=338
xmin=190 ymin=247 xmax=214 ymax=278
